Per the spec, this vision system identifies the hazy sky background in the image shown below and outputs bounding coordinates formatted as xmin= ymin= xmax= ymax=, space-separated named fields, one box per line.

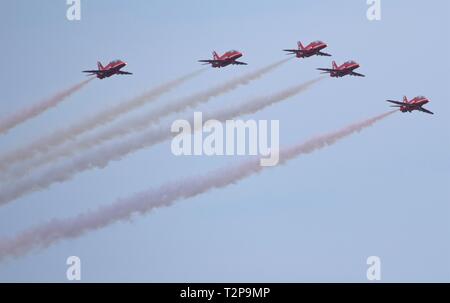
xmin=0 ymin=0 xmax=449 ymax=282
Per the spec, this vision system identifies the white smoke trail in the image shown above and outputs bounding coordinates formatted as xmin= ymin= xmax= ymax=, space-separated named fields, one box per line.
xmin=0 ymin=70 xmax=204 ymax=171
xmin=0 ymin=77 xmax=322 ymax=205
xmin=0 ymin=110 xmax=396 ymax=260
xmin=0 ymin=78 xmax=93 ymax=134
xmin=2 ymin=58 xmax=292 ymax=180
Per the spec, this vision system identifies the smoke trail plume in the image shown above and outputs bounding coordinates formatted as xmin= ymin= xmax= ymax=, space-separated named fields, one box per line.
xmin=0 ymin=78 xmax=93 ymax=134
xmin=3 ymin=58 xmax=292 ymax=180
xmin=0 ymin=70 xmax=204 ymax=171
xmin=0 ymin=110 xmax=396 ymax=260
xmin=0 ymin=77 xmax=322 ymax=204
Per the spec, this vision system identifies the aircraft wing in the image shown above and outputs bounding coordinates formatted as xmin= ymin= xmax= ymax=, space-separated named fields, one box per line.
xmin=283 ymin=49 xmax=303 ymax=54
xmin=350 ymin=71 xmax=365 ymax=77
xmin=317 ymin=51 xmax=332 ymax=57
xmin=198 ymin=60 xmax=221 ymax=64
xmin=232 ymin=61 xmax=248 ymax=65
xmin=82 ymin=70 xmax=102 ymax=74
xmin=117 ymin=71 xmax=133 ymax=75
xmin=418 ymin=107 xmax=434 ymax=115
xmin=386 ymin=100 xmax=406 ymax=106
xmin=316 ymin=68 xmax=334 ymax=73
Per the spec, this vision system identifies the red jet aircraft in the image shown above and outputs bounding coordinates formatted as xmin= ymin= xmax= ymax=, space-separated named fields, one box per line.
xmin=317 ymin=60 xmax=365 ymax=78
xmin=283 ymin=40 xmax=331 ymax=58
xmin=387 ymin=96 xmax=434 ymax=115
xmin=82 ymin=60 xmax=132 ymax=79
xmin=198 ymin=50 xmax=247 ymax=68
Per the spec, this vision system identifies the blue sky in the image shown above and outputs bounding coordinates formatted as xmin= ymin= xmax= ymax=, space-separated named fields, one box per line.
xmin=0 ymin=0 xmax=449 ymax=282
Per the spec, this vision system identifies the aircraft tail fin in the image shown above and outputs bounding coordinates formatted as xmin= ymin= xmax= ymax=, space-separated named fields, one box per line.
xmin=297 ymin=41 xmax=305 ymax=50
xmin=332 ymin=61 xmax=338 ymax=69
xmin=212 ymin=51 xmax=219 ymax=60
xmin=403 ymin=96 xmax=408 ymax=103
xmin=97 ymin=61 xmax=104 ymax=70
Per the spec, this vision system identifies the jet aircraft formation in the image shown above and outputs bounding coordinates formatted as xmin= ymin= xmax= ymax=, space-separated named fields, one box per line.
xmin=81 ymin=39 xmax=433 ymax=115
